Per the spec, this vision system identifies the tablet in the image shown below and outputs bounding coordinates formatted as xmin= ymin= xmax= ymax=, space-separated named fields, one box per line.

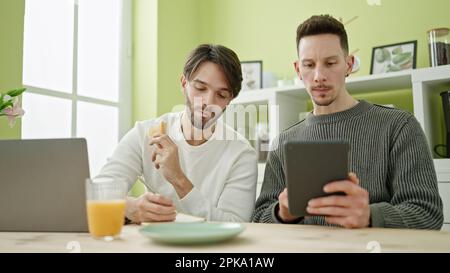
xmin=283 ymin=141 xmax=349 ymax=217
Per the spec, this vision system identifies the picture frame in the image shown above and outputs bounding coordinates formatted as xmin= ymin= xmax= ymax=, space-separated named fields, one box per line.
xmin=241 ymin=61 xmax=262 ymax=91
xmin=370 ymin=41 xmax=417 ymax=74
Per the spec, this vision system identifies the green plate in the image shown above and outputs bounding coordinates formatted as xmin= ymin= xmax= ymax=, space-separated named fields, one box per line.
xmin=139 ymin=222 xmax=245 ymax=245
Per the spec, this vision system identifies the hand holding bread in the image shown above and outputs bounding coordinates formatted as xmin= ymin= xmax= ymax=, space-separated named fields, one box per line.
xmin=148 ymin=121 xmax=167 ymax=138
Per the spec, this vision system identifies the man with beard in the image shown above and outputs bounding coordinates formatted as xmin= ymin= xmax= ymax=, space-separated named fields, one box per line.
xmin=252 ymin=15 xmax=443 ymax=229
xmin=96 ymin=44 xmax=257 ymax=223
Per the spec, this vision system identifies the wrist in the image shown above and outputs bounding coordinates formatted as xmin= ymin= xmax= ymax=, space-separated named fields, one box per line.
xmin=276 ymin=202 xmax=302 ymax=224
xmin=172 ymin=174 xmax=193 ymax=199
xmin=172 ymin=171 xmax=187 ymax=186
xmin=125 ymin=196 xmax=141 ymax=224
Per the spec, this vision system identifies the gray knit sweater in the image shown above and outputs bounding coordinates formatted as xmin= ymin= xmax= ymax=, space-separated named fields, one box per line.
xmin=252 ymin=100 xmax=444 ymax=229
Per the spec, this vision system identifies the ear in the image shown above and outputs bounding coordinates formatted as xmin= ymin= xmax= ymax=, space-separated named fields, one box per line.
xmin=346 ymin=55 xmax=355 ymax=77
xmin=180 ymin=75 xmax=187 ymax=96
xmin=293 ymin=61 xmax=302 ymax=80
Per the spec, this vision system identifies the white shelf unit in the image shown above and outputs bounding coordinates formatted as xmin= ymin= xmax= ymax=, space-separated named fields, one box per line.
xmin=436 ymin=159 xmax=450 ymax=227
xmin=413 ymin=66 xmax=450 ymax=228
xmin=232 ymin=69 xmax=413 ymax=141
xmin=412 ymin=65 xmax=450 ymax=157
xmin=233 ymin=65 xmax=450 ymax=227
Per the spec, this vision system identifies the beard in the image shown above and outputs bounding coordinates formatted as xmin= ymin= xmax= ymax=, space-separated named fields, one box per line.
xmin=310 ymin=85 xmax=336 ymax=107
xmin=184 ymin=93 xmax=225 ymax=130
xmin=312 ymin=96 xmax=335 ymax=106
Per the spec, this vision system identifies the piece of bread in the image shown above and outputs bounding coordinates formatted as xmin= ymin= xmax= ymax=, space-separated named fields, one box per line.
xmin=148 ymin=121 xmax=167 ymax=137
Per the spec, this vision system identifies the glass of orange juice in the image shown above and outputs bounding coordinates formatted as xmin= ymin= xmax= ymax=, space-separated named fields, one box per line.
xmin=85 ymin=178 xmax=128 ymax=241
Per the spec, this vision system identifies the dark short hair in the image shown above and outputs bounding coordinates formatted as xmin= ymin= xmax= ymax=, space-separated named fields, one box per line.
xmin=296 ymin=15 xmax=349 ymax=55
xmin=183 ymin=44 xmax=243 ymax=98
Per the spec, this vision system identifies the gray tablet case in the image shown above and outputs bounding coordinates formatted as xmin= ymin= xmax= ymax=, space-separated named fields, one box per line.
xmin=0 ymin=138 xmax=90 ymax=232
xmin=283 ymin=141 xmax=349 ymax=217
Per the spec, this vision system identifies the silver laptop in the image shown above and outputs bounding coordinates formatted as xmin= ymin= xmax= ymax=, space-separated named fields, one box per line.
xmin=0 ymin=138 xmax=89 ymax=232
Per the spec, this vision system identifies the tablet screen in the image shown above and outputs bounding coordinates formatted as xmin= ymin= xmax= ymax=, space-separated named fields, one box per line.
xmin=283 ymin=141 xmax=349 ymax=217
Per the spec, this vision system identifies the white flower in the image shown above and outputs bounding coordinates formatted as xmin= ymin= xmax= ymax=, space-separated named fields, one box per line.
xmin=1 ymin=98 xmax=25 ymax=128
xmin=3 ymin=95 xmax=12 ymax=103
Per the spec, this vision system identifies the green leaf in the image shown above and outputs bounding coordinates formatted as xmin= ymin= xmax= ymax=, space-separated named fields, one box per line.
xmin=387 ymin=64 xmax=401 ymax=72
xmin=0 ymin=101 xmax=13 ymax=111
xmin=375 ymin=49 xmax=385 ymax=63
xmin=392 ymin=52 xmax=412 ymax=65
xmin=6 ymin=88 xmax=26 ymax=97
xmin=392 ymin=46 xmax=403 ymax=55
xmin=375 ymin=48 xmax=391 ymax=63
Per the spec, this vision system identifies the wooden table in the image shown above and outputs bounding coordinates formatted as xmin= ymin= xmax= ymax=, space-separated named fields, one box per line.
xmin=1 ymin=223 xmax=450 ymax=253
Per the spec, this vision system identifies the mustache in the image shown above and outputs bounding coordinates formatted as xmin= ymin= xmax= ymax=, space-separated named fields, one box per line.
xmin=312 ymin=84 xmax=333 ymax=90
xmin=192 ymin=102 xmax=223 ymax=117
xmin=185 ymin=94 xmax=225 ymax=129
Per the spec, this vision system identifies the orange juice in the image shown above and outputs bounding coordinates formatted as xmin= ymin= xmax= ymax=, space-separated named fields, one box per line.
xmin=86 ymin=200 xmax=126 ymax=237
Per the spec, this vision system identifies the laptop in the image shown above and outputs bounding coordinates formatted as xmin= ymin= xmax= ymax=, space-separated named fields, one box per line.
xmin=0 ymin=138 xmax=90 ymax=232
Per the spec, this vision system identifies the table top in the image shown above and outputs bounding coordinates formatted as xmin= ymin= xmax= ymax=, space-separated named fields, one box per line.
xmin=1 ymin=222 xmax=450 ymax=253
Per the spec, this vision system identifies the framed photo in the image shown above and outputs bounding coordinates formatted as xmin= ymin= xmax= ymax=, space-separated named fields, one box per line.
xmin=370 ymin=41 xmax=417 ymax=74
xmin=241 ymin=61 xmax=262 ymax=90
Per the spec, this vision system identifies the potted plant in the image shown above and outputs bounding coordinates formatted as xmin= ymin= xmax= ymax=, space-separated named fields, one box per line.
xmin=0 ymin=88 xmax=26 ymax=128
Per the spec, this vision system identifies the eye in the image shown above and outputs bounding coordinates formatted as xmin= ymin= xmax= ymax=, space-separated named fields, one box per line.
xmin=327 ymin=62 xmax=337 ymax=66
xmin=194 ymin=85 xmax=206 ymax=91
xmin=303 ymin=63 xmax=313 ymax=68
xmin=218 ymin=92 xmax=229 ymax=99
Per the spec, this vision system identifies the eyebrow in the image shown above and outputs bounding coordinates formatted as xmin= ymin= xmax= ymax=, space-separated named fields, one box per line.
xmin=192 ymin=79 xmax=231 ymax=93
xmin=301 ymin=55 xmax=340 ymax=62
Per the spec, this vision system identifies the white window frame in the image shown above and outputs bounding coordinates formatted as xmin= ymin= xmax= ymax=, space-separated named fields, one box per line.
xmin=22 ymin=0 xmax=132 ymax=139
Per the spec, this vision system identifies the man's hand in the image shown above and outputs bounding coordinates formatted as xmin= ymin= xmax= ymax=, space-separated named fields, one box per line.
xmin=277 ymin=188 xmax=302 ymax=223
xmin=125 ymin=193 xmax=176 ymax=224
xmin=149 ymin=134 xmax=193 ymax=198
xmin=150 ymin=134 xmax=183 ymax=182
xmin=306 ymin=172 xmax=370 ymax=229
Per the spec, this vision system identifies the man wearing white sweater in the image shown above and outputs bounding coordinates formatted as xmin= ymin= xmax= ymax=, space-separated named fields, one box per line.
xmin=96 ymin=44 xmax=257 ymax=223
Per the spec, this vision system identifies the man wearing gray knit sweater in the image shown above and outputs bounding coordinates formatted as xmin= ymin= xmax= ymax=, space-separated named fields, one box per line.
xmin=252 ymin=15 xmax=443 ymax=229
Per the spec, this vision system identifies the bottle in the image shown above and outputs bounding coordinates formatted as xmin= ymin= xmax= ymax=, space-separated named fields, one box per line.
xmin=428 ymin=28 xmax=450 ymax=67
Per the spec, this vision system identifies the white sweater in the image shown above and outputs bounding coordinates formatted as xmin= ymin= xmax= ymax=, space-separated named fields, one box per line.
xmin=96 ymin=112 xmax=257 ymax=222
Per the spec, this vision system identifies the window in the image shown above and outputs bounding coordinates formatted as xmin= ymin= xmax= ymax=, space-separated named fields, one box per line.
xmin=22 ymin=0 xmax=132 ymax=177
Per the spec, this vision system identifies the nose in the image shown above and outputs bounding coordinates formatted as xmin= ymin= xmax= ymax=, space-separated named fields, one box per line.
xmin=204 ymin=90 xmax=216 ymax=106
xmin=313 ymin=66 xmax=327 ymax=83
xmin=195 ymin=90 xmax=215 ymax=111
